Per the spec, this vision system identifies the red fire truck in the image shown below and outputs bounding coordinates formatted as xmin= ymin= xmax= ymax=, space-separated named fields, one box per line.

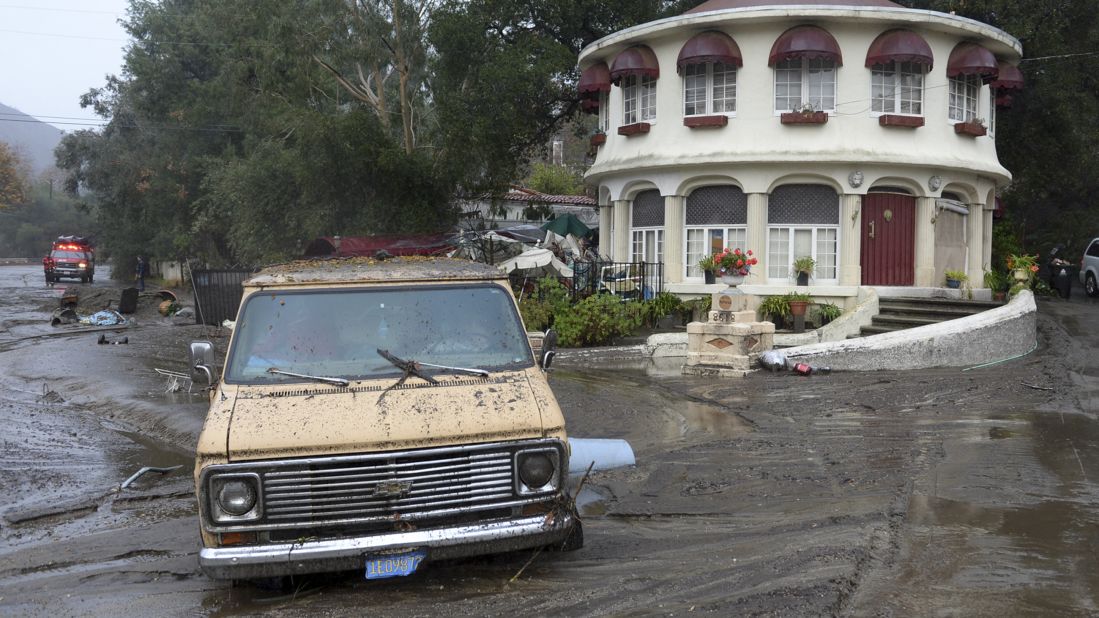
xmin=43 ymin=236 xmax=96 ymax=285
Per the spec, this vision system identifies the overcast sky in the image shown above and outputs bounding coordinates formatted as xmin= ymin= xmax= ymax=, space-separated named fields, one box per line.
xmin=0 ymin=0 xmax=130 ymax=132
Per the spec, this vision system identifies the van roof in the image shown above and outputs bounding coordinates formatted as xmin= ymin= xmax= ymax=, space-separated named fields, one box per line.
xmin=245 ymin=256 xmax=509 ymax=287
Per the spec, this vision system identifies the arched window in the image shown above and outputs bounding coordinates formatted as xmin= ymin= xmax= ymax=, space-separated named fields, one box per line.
xmin=866 ymin=30 xmax=933 ymax=117
xmin=631 ymin=190 xmax=664 ymax=263
xmin=947 ymin=43 xmax=998 ymax=123
xmin=769 ymin=26 xmax=842 ymax=113
xmin=684 ymin=186 xmax=747 ymax=278
xmin=678 ymin=31 xmax=742 ymax=117
xmin=767 ymin=185 xmax=839 ymax=281
xmin=612 ymin=46 xmax=660 ymax=125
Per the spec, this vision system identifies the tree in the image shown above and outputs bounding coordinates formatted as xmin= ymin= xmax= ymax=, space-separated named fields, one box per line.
xmin=0 ymin=141 xmax=30 ymax=209
xmin=526 ymin=162 xmax=584 ymax=195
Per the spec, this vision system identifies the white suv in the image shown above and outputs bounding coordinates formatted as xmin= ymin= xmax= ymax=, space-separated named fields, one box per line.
xmin=1081 ymin=237 xmax=1099 ymax=297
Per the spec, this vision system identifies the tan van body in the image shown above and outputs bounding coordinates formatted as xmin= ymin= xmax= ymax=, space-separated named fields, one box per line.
xmin=192 ymin=257 xmax=575 ymax=580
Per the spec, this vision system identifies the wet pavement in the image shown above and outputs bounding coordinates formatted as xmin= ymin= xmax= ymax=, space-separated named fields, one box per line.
xmin=0 ymin=262 xmax=1097 ymax=616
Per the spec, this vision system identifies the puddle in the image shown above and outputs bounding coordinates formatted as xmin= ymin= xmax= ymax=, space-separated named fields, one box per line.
xmin=678 ymin=400 xmax=750 ymax=438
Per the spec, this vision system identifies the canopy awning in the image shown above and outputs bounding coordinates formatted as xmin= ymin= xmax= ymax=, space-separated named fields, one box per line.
xmin=498 ymin=248 xmax=574 ymax=278
xmin=769 ymin=25 xmax=842 ymax=66
xmin=991 ymin=62 xmax=1024 ymax=90
xmin=610 ymin=45 xmax=659 ymax=85
xmin=677 ymin=31 xmax=743 ymax=73
xmin=947 ymin=43 xmax=999 ymax=82
xmin=578 ymin=62 xmax=611 ymax=98
xmin=865 ymin=29 xmax=933 ymax=68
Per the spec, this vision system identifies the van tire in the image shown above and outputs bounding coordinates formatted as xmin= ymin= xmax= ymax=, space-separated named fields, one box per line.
xmin=1087 ymin=273 xmax=1098 ymax=297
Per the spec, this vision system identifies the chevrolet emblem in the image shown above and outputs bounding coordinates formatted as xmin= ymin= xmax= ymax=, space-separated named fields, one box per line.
xmin=373 ymin=480 xmax=413 ymax=498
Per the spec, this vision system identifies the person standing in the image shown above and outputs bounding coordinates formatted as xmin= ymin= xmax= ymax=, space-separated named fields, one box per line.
xmin=136 ymin=256 xmax=148 ymax=292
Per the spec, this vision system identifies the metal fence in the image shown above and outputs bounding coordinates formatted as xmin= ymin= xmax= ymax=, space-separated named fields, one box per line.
xmin=511 ymin=260 xmax=664 ymax=303
xmin=190 ymin=269 xmax=256 ymax=326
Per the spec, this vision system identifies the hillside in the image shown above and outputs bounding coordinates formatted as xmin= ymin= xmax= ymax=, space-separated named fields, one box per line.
xmin=0 ymin=103 xmax=64 ymax=176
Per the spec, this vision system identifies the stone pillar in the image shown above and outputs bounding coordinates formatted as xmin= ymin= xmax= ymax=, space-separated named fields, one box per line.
xmin=664 ymin=195 xmax=685 ymax=283
xmin=613 ymin=199 xmax=630 ymax=262
xmin=598 ymin=202 xmax=613 ymax=259
xmin=914 ymin=196 xmax=937 ymax=287
xmin=839 ymin=194 xmax=862 ymax=286
xmin=967 ymin=202 xmax=985 ymax=284
xmin=746 ymin=193 xmax=768 ymax=281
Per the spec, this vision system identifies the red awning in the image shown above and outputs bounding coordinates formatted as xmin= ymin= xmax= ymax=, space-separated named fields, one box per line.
xmin=768 ymin=25 xmax=843 ymax=66
xmin=610 ymin=46 xmax=660 ymax=84
xmin=991 ymin=63 xmax=1024 ymax=90
xmin=677 ymin=31 xmax=743 ymax=73
xmin=578 ymin=62 xmax=611 ymax=98
xmin=947 ymin=43 xmax=999 ymax=82
xmin=865 ymin=29 xmax=933 ymax=68
xmin=580 ymin=99 xmax=600 ymax=114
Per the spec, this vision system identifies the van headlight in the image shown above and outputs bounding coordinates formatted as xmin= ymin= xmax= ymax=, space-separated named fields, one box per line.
xmin=515 ymin=448 xmax=560 ymax=495
xmin=208 ymin=473 xmax=262 ymax=522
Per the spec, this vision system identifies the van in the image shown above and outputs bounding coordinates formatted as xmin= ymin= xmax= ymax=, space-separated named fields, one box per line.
xmin=189 ymin=256 xmax=579 ymax=582
xmin=1081 ymin=237 xmax=1099 ymax=297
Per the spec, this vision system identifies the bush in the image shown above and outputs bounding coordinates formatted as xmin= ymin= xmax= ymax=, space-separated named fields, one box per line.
xmin=553 ymin=293 xmax=643 ymax=347
xmin=641 ymin=291 xmax=683 ymax=327
xmin=518 ymin=277 xmax=572 ymax=331
xmin=816 ymin=302 xmax=842 ymax=324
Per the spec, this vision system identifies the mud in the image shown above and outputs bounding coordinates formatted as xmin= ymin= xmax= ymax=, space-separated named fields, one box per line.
xmin=0 ymin=262 xmax=1097 ymax=616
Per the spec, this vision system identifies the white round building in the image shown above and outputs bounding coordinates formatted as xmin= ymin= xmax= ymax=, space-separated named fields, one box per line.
xmin=578 ymin=0 xmax=1024 ymax=301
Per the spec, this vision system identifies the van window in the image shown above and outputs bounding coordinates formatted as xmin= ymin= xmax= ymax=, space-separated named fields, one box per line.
xmin=225 ymin=284 xmax=532 ymax=383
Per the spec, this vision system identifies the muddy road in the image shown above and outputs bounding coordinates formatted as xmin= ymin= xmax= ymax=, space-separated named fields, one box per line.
xmin=0 ymin=262 xmax=1097 ymax=616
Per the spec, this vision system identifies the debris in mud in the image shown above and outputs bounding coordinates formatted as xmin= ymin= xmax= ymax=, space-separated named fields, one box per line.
xmin=154 ymin=368 xmax=193 ymax=393
xmin=37 ymin=384 xmax=64 ymax=404
xmin=760 ymin=350 xmax=788 ymax=372
xmin=120 ymin=465 xmax=182 ymax=490
xmin=98 ymin=333 xmax=129 ymax=345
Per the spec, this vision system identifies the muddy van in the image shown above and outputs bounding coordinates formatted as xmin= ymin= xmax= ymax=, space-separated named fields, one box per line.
xmin=189 ymin=256 xmax=579 ymax=581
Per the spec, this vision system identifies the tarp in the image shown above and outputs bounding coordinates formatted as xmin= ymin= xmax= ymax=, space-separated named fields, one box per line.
xmin=498 ymin=248 xmax=574 ymax=278
xmin=540 ymin=214 xmax=591 ymax=239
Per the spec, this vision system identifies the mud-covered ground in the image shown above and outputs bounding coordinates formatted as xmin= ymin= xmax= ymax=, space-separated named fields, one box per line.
xmin=0 ymin=262 xmax=1097 ymax=616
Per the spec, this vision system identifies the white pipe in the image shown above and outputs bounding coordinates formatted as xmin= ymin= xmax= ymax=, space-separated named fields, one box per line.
xmin=568 ymin=438 xmax=636 ymax=474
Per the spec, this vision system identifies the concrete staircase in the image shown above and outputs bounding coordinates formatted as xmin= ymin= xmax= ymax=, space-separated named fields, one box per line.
xmin=856 ymin=297 xmax=1003 ymax=337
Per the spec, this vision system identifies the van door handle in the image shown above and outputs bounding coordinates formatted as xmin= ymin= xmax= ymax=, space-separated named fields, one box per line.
xmin=868 ymin=220 xmax=875 ymax=239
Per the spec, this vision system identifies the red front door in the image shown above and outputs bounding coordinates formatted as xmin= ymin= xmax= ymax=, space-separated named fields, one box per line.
xmin=861 ymin=193 xmax=915 ymax=286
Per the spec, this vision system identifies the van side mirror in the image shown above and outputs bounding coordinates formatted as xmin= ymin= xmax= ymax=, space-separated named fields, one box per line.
xmin=189 ymin=340 xmax=216 ymax=385
xmin=539 ymin=329 xmax=557 ymax=370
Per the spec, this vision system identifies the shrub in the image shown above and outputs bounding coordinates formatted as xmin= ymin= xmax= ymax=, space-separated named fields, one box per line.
xmin=642 ymin=291 xmax=683 ymax=326
xmin=553 ymin=293 xmax=643 ymax=347
xmin=816 ymin=302 xmax=842 ymax=324
xmin=758 ymin=295 xmax=790 ymax=320
xmin=517 ymin=277 xmax=572 ymax=331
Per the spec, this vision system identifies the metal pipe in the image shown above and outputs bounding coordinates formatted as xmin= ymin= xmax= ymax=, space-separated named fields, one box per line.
xmin=121 ymin=465 xmax=182 ymax=489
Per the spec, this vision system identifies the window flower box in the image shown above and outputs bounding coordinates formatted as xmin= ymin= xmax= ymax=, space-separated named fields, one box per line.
xmin=953 ymin=121 xmax=987 ymax=137
xmin=590 ymin=133 xmax=607 ymax=147
xmin=617 ymin=122 xmax=651 ymax=137
xmin=780 ymin=111 xmax=828 ymax=125
xmin=878 ymin=114 xmax=924 ymax=128
xmin=683 ymin=115 xmax=728 ymax=129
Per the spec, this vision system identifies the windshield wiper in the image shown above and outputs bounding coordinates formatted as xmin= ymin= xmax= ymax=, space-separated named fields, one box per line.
xmin=377 ymin=349 xmax=489 ymax=380
xmin=376 ymin=349 xmax=440 ymax=386
xmin=266 ymin=367 xmax=350 ymax=387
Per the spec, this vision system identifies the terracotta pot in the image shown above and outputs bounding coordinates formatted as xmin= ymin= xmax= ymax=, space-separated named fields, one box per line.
xmin=788 ymin=300 xmax=809 ymax=316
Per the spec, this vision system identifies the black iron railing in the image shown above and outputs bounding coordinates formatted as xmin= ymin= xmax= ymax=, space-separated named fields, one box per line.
xmin=190 ymin=269 xmax=257 ymax=326
xmin=510 ymin=260 xmax=664 ymax=303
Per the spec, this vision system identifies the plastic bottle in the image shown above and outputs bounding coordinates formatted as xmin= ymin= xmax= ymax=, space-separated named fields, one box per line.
xmin=793 ymin=363 xmax=831 ymax=375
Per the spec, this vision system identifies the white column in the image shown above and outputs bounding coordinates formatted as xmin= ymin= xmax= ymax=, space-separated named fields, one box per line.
xmin=982 ymin=203 xmax=994 ymax=280
xmin=914 ymin=197 xmax=937 ymax=287
xmin=746 ymin=193 xmax=767 ymax=281
xmin=839 ymin=194 xmax=862 ymax=286
xmin=613 ymin=199 xmax=630 ymax=262
xmin=967 ymin=202 xmax=985 ymax=284
xmin=598 ymin=202 xmax=613 ymax=259
xmin=664 ymin=195 xmax=685 ymax=283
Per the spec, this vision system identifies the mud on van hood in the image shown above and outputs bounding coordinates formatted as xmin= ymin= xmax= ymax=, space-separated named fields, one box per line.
xmin=222 ymin=372 xmax=549 ymax=461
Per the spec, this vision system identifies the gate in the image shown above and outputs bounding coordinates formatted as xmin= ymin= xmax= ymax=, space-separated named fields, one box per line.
xmin=861 ymin=193 xmax=915 ymax=286
xmin=190 ymin=269 xmax=256 ymax=326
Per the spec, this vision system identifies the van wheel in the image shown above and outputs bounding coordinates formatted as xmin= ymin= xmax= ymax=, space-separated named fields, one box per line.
xmin=1087 ymin=273 xmax=1099 ymax=297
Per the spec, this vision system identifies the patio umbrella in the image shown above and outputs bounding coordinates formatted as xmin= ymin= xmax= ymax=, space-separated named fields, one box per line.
xmin=497 ymin=248 xmax=574 ymax=278
xmin=540 ymin=214 xmax=591 ymax=239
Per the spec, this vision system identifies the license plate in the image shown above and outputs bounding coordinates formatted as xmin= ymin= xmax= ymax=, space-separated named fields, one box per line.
xmin=364 ymin=550 xmax=426 ymax=580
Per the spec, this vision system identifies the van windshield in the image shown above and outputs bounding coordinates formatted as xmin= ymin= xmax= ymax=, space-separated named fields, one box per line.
xmin=224 ymin=283 xmax=533 ymax=383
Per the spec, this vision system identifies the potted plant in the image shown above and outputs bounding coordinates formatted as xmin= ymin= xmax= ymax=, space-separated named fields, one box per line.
xmin=944 ymin=269 xmax=968 ymax=289
xmin=1006 ymin=253 xmax=1039 ymax=283
xmin=785 ymin=291 xmax=812 ymax=317
xmin=984 ymin=269 xmax=1008 ymax=301
xmin=758 ymin=295 xmax=790 ymax=329
xmin=781 ymin=102 xmax=828 ymax=125
xmin=715 ymin=247 xmax=758 ymax=286
xmin=792 ymin=255 xmax=815 ymax=286
xmin=816 ymin=302 xmax=842 ymax=326
xmin=590 ymin=129 xmax=607 ymax=148
xmin=698 ymin=254 xmax=716 ymax=284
